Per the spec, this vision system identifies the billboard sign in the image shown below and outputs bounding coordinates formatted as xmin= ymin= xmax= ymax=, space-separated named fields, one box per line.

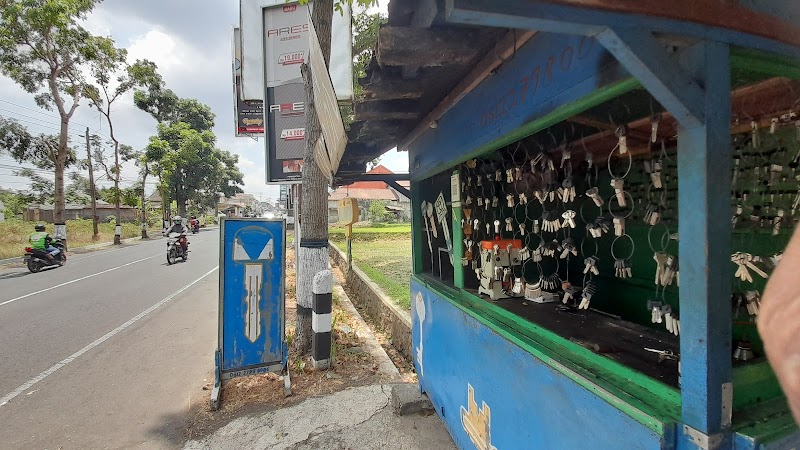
xmin=233 ymin=28 xmax=265 ymax=137
xmin=216 ymin=218 xmax=287 ymax=380
xmin=263 ymin=3 xmax=309 ymax=183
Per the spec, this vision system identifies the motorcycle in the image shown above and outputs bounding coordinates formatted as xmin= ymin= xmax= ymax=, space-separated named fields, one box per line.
xmin=191 ymin=221 xmax=199 ymax=234
xmin=24 ymin=240 xmax=67 ymax=273
xmin=166 ymin=232 xmax=189 ymax=265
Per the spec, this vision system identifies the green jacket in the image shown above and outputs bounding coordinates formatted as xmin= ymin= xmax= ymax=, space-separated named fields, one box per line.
xmin=29 ymin=232 xmax=50 ymax=250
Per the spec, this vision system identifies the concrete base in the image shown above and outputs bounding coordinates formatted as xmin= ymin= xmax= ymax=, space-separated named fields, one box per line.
xmin=391 ymin=384 xmax=434 ymax=416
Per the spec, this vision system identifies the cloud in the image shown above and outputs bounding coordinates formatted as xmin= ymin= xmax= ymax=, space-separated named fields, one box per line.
xmin=1 ymin=0 xmax=398 ymax=201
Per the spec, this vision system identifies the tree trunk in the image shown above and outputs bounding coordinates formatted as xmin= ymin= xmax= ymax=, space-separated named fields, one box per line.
xmin=113 ymin=140 xmax=121 ymax=245
xmin=295 ymin=0 xmax=334 ymax=355
xmin=141 ymin=164 xmax=149 ymax=239
xmin=53 ymin=118 xmax=69 ymax=247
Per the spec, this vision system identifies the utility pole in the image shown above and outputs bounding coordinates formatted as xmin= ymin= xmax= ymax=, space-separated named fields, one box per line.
xmin=84 ymin=127 xmax=99 ymax=241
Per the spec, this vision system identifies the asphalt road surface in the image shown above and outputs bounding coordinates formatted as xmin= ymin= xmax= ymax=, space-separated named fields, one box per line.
xmin=0 ymin=228 xmax=221 ymax=449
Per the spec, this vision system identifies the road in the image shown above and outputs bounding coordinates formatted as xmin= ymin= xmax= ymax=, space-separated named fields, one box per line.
xmin=0 ymin=228 xmax=221 ymax=449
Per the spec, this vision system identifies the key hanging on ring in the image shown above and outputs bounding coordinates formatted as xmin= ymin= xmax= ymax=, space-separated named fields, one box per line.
xmin=650 ymin=113 xmax=661 ymax=143
xmin=616 ymin=125 xmax=628 ymax=154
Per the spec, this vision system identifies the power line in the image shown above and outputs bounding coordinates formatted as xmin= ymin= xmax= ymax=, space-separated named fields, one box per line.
xmin=0 ymin=98 xmax=107 ymax=136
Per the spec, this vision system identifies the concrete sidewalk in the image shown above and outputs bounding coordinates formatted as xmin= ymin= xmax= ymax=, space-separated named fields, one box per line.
xmin=184 ymin=384 xmax=456 ymax=450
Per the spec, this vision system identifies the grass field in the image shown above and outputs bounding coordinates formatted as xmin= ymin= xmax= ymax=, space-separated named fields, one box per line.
xmin=0 ymin=219 xmax=143 ymax=260
xmin=331 ymin=228 xmax=413 ymax=310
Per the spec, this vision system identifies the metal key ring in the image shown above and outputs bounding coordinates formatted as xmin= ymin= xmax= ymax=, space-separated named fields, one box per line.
xmin=647 ymin=221 xmax=671 ymax=254
xmin=607 ymin=142 xmax=633 ymax=179
xmin=580 ymin=231 xmax=599 ymax=258
xmin=610 ymin=233 xmax=635 ymax=261
xmin=646 ymin=182 xmax=668 ymax=206
xmin=608 ymin=190 xmax=635 ymax=219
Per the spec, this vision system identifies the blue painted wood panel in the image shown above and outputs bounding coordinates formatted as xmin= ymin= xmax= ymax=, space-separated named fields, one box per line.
xmin=408 ymin=32 xmax=631 ymax=180
xmin=219 ymin=219 xmax=286 ymax=373
xmin=411 ymin=279 xmax=668 ymax=450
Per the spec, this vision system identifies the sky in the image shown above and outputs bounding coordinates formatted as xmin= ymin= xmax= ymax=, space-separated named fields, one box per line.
xmin=0 ymin=0 xmax=403 ymax=203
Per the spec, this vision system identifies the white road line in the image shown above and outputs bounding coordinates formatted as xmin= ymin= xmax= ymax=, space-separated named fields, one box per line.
xmin=0 ymin=254 xmax=161 ymax=307
xmin=0 ymin=266 xmax=219 ymax=408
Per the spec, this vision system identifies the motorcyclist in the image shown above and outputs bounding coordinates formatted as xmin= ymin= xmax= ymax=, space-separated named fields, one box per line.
xmin=29 ymin=224 xmax=60 ymax=261
xmin=190 ymin=216 xmax=198 ymax=231
xmin=164 ymin=216 xmax=189 ymax=252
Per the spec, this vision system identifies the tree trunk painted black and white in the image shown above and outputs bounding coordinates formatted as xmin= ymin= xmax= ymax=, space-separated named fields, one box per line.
xmin=295 ymin=0 xmax=334 ymax=355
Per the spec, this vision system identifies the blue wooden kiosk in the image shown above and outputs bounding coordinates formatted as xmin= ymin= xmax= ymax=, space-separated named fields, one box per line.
xmin=336 ymin=1 xmax=800 ymax=448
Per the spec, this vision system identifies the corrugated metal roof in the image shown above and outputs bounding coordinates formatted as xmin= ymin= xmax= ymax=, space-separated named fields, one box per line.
xmin=329 ymin=188 xmax=399 ymax=201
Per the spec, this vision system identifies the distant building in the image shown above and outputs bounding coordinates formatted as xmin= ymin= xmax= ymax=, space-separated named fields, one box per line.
xmin=218 ymin=193 xmax=258 ymax=218
xmin=24 ymin=201 xmax=139 ymax=223
xmin=328 ymin=165 xmax=410 ymax=223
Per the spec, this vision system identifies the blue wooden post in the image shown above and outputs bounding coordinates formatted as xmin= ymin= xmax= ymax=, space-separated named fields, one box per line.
xmin=676 ymin=41 xmax=733 ymax=443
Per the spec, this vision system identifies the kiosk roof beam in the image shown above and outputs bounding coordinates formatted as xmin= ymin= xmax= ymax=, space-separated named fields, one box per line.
xmin=595 ymin=28 xmax=705 ymax=129
xmin=444 ymin=0 xmax=800 ymax=59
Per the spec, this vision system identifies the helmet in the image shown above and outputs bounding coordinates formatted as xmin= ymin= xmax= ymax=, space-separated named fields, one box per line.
xmin=173 ymin=216 xmax=182 ymax=224
xmin=35 ymin=224 xmax=46 ymax=232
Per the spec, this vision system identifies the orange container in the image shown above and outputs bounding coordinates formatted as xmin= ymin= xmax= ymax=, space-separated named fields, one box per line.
xmin=481 ymin=239 xmax=523 ymax=250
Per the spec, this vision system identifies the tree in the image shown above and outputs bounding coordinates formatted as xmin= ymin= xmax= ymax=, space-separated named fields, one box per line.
xmin=368 ymin=199 xmax=388 ymax=223
xmin=87 ymin=50 xmax=160 ymax=244
xmin=15 ymin=168 xmax=55 ymax=204
xmin=0 ymin=0 xmax=117 ymax=236
xmin=352 ymin=10 xmax=386 ymax=100
xmin=293 ymin=0 xmax=335 ymax=355
xmin=0 ymin=117 xmax=78 ymax=170
xmin=65 ymin=171 xmax=92 ymax=204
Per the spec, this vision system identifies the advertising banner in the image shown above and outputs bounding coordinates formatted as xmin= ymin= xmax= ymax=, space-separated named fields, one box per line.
xmin=233 ymin=28 xmax=265 ymax=137
xmin=263 ymin=3 xmax=309 ymax=183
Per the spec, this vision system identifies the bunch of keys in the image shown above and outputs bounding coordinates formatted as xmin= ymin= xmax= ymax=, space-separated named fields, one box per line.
xmin=542 ymin=240 xmax=561 ymax=258
xmin=663 ymin=306 xmax=680 ymax=336
xmin=578 ymin=282 xmax=597 ymax=310
xmin=519 ymin=246 xmax=531 ymax=261
xmin=643 ymin=203 xmax=661 ymax=225
xmin=519 ymin=193 xmax=528 ymax=205
xmin=505 ymin=218 xmax=514 ymax=232
xmin=644 ymin=160 xmax=663 ymax=189
xmin=562 ymin=285 xmax=581 ymax=305
xmin=745 ymin=291 xmax=761 ymax=316
xmin=732 ymin=252 xmax=768 ymax=282
xmin=614 ymin=258 xmax=633 ymax=279
xmin=531 ymin=246 xmax=543 ymax=262
xmin=506 ymin=194 xmax=515 ymax=208
xmin=542 ymin=211 xmax=562 ymax=233
xmin=560 ymin=178 xmax=576 ymax=203
xmin=586 ymin=216 xmax=611 ymax=238
xmin=647 ymin=300 xmax=664 ymax=324
xmin=539 ymin=273 xmax=562 ymax=291
xmin=654 ymin=253 xmax=678 ymax=286
xmin=613 ymin=217 xmax=625 ymax=236
xmin=560 ymin=147 xmax=571 ymax=168
xmin=561 ymin=210 xmax=577 ymax=229
xmin=511 ymin=277 xmax=524 ymax=295
xmin=583 ymin=256 xmax=600 ymax=275
xmin=611 ymin=178 xmax=626 ymax=207
xmin=586 ymin=187 xmax=604 ymax=207
xmin=560 ymin=238 xmax=577 ymax=259
xmin=506 ymin=168 xmax=515 ymax=184
xmin=492 ymin=196 xmax=499 ymax=208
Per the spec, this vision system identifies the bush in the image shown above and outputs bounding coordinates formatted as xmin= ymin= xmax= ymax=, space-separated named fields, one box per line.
xmin=368 ymin=200 xmax=388 ymax=222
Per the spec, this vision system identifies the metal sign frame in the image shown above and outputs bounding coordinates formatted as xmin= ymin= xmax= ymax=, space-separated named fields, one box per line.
xmin=212 ymin=217 xmax=290 ymax=410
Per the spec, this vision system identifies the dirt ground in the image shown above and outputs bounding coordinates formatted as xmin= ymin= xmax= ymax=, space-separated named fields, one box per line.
xmin=183 ymin=246 xmax=416 ymax=440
